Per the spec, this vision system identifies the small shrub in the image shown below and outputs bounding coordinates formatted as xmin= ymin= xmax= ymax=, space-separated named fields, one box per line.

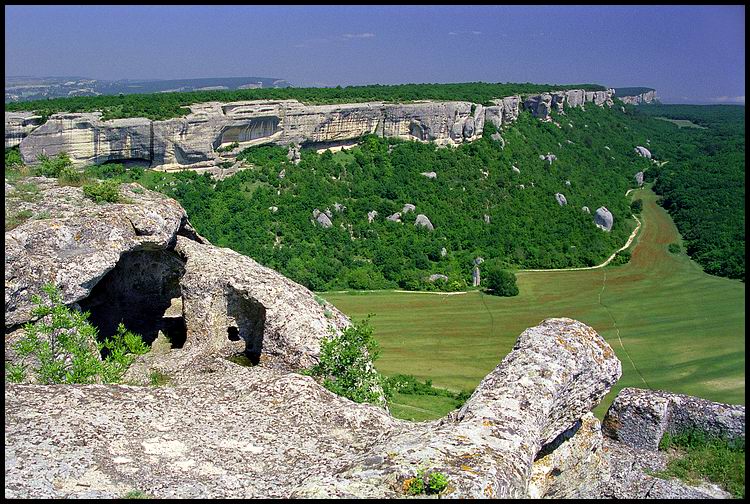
xmin=5 ymin=146 xmax=24 ymax=168
xmin=303 ymin=316 xmax=387 ymax=406
xmin=427 ymin=471 xmax=449 ymax=494
xmin=630 ymin=198 xmax=643 ymax=214
xmin=403 ymin=477 xmax=424 ymax=495
xmin=609 ymin=249 xmax=631 ymax=266
xmin=58 ymin=165 xmax=86 ymax=186
xmin=149 ymin=370 xmax=171 ymax=387
xmin=83 ymin=180 xmax=122 ymax=203
xmin=5 ymin=209 xmax=33 ymax=231
xmin=123 ymin=489 xmax=150 ymax=499
xmin=484 ymin=262 xmax=519 ymax=297
xmin=6 ymin=284 xmax=148 ymax=385
xmin=35 ymin=152 xmax=73 ymax=178
xmin=216 ymin=141 xmax=240 ymax=153
xmin=668 ymin=243 xmax=681 ymax=254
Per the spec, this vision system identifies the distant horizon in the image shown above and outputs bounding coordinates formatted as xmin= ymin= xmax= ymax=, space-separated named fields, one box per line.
xmin=6 ymin=6 xmax=744 ymax=105
xmin=4 ymin=73 xmax=743 ymax=106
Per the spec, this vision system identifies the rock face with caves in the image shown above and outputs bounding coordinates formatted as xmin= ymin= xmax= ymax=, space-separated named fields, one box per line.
xmin=5 ymin=177 xmax=742 ymax=499
xmin=8 ymin=88 xmax=618 ymax=171
xmin=4 ymin=180 xmax=347 ymax=376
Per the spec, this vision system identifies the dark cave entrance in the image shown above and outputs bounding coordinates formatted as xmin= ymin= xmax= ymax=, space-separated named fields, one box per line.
xmin=78 ymin=248 xmax=187 ymax=352
xmin=226 ymin=288 xmax=267 ymax=365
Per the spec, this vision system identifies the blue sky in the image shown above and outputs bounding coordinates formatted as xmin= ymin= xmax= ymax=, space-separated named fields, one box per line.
xmin=4 ymin=5 xmax=745 ymax=104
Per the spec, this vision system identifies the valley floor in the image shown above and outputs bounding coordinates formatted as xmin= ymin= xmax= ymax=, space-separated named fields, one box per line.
xmin=323 ymin=186 xmax=745 ymax=420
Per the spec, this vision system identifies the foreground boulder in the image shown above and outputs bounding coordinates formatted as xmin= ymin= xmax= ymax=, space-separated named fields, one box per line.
xmin=634 ymin=146 xmax=652 ymax=159
xmin=602 ymin=388 xmax=745 ymax=451
xmin=5 ymin=317 xmax=621 ymax=499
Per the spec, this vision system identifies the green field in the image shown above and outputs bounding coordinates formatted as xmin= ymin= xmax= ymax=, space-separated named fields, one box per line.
xmin=653 ymin=116 xmax=707 ymax=129
xmin=322 ymin=186 xmax=745 ymax=419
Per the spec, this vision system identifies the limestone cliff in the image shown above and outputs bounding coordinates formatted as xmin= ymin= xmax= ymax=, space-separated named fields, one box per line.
xmin=8 ymin=88 xmax=617 ymax=171
xmin=619 ymin=89 xmax=658 ymax=105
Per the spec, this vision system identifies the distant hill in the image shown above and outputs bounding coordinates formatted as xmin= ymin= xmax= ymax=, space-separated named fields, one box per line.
xmin=5 ymin=76 xmax=291 ymax=103
xmin=613 ymin=87 xmax=655 ymax=97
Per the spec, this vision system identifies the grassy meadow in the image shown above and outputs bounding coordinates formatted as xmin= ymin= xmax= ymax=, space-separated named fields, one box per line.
xmin=322 ymin=186 xmax=745 ymax=420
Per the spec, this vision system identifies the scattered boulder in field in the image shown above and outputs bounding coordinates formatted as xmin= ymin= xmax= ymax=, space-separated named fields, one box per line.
xmin=367 ymin=210 xmax=378 ymax=223
xmin=440 ymin=247 xmax=447 ymax=257
xmin=420 ymin=171 xmax=437 ymax=179
xmin=555 ymin=193 xmax=568 ymax=206
xmin=414 ymin=214 xmax=434 ymax=231
xmin=386 ymin=212 xmax=402 ymax=223
xmin=634 ymin=171 xmax=644 ymax=186
xmin=402 ymin=203 xmax=416 ymax=214
xmin=634 ymin=146 xmax=651 ymax=159
xmin=519 ymin=184 xmax=525 ymax=189
xmin=269 ymin=206 xmax=278 ymax=213
xmin=582 ymin=206 xmax=590 ymax=214
xmin=278 ymin=168 xmax=286 ymax=179
xmin=512 ymin=165 xmax=521 ymax=175
xmin=313 ymin=210 xmax=333 ymax=228
xmin=333 ymin=202 xmax=346 ymax=212
xmin=594 ymin=207 xmax=613 ymax=231
xmin=565 ymin=180 xmax=571 ymax=186
xmin=491 ymin=132 xmax=505 ymax=149
xmin=484 ymin=214 xmax=491 ymax=224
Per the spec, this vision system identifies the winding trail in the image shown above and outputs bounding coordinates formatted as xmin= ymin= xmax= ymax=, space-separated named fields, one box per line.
xmin=324 ymin=188 xmax=644 ymax=296
xmin=518 ymin=187 xmax=643 ymax=273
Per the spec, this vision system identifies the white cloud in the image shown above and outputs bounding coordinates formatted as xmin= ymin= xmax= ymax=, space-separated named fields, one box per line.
xmin=341 ymin=32 xmax=375 ymax=39
xmin=709 ymin=95 xmax=745 ymax=103
xmin=448 ymin=30 xmax=482 ymax=36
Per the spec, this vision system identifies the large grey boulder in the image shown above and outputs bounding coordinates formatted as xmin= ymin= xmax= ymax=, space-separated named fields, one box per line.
xmin=634 ymin=171 xmax=644 ymax=186
xmin=312 ymin=209 xmax=333 ymax=228
xmin=401 ymin=203 xmax=415 ymax=214
xmin=427 ymin=273 xmax=449 ymax=282
xmin=420 ymin=171 xmax=437 ymax=179
xmin=634 ymin=146 xmax=652 ymax=159
xmin=386 ymin=212 xmax=402 ymax=223
xmin=367 ymin=210 xmax=378 ymax=223
xmin=594 ymin=207 xmax=613 ymax=231
xmin=602 ymin=388 xmax=745 ymax=452
xmin=555 ymin=193 xmax=567 ymax=206
xmin=414 ymin=214 xmax=434 ymax=231
xmin=512 ymin=165 xmax=521 ymax=174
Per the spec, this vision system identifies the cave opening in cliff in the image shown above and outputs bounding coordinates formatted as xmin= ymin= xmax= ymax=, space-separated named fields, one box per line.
xmin=225 ymin=288 xmax=267 ymax=365
xmin=78 ymin=248 xmax=188 ymax=354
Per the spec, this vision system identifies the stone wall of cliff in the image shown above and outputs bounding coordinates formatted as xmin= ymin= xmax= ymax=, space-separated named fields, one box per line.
xmin=6 ymin=88 xmax=617 ymax=170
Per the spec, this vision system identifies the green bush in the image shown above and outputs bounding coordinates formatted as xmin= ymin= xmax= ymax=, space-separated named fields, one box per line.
xmin=5 ymin=284 xmax=148 ymax=384
xmin=427 ymin=471 xmax=449 ymax=494
xmin=668 ymin=243 xmax=681 ymax=254
xmin=484 ymin=262 xmax=519 ymax=297
xmin=609 ymin=249 xmax=632 ymax=266
xmin=34 ymin=152 xmax=73 ymax=178
xmin=655 ymin=429 xmax=745 ymax=498
xmin=83 ymin=180 xmax=122 ymax=203
xmin=630 ymin=199 xmax=643 ymax=214
xmin=5 ymin=146 xmax=23 ymax=168
xmin=303 ymin=316 xmax=387 ymax=406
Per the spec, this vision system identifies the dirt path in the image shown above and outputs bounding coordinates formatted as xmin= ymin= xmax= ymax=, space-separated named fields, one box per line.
xmin=519 ymin=188 xmax=643 ymax=273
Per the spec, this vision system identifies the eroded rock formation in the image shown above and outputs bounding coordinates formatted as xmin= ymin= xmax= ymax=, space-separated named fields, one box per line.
xmin=8 ymin=88 xmax=618 ymax=171
xmin=4 ymin=180 xmax=346 ymax=376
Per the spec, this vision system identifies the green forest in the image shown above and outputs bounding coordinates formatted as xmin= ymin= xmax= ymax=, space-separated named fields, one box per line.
xmin=6 ymin=81 xmax=604 ymax=121
xmin=59 ymin=103 xmax=656 ymax=291
xmin=6 ymin=99 xmax=743 ymax=287
xmin=636 ymin=104 xmax=745 ymax=280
